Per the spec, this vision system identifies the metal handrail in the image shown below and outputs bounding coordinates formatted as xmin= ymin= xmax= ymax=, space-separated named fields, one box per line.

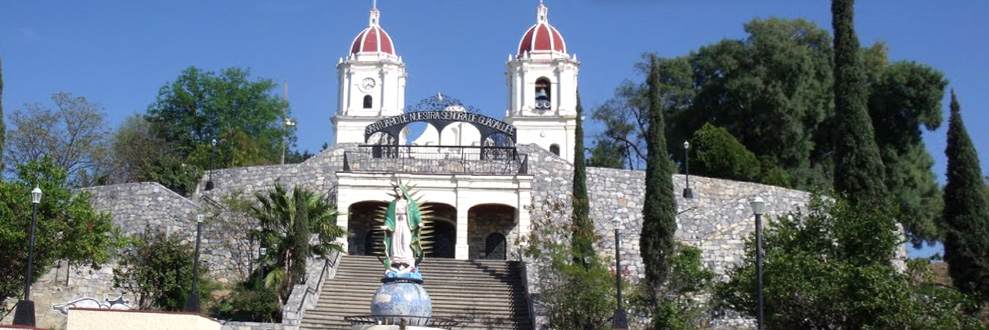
xmin=294 ymin=249 xmax=340 ymax=314
xmin=344 ymin=315 xmax=459 ymax=328
xmin=342 ymin=144 xmax=528 ymax=175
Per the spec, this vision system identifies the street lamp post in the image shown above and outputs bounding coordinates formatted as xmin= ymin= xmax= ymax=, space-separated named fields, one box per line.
xmin=612 ymin=217 xmax=629 ymax=330
xmin=205 ymin=139 xmax=217 ymax=191
xmin=683 ymin=141 xmax=694 ymax=198
xmin=185 ymin=214 xmax=205 ymax=312
xmin=280 ymin=119 xmax=296 ymax=165
xmin=13 ymin=185 xmax=42 ymax=326
xmin=257 ymin=247 xmax=267 ymax=291
xmin=750 ymin=196 xmax=766 ymax=330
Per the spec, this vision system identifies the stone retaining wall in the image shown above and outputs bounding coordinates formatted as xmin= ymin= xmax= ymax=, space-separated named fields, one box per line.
xmin=10 ymin=143 xmax=819 ymax=330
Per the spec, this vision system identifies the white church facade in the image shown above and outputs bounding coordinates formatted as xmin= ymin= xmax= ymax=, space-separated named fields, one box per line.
xmin=329 ymin=3 xmax=580 ymax=260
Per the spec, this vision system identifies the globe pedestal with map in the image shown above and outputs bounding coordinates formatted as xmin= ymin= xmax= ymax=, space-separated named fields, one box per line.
xmin=370 ymin=278 xmax=433 ymax=326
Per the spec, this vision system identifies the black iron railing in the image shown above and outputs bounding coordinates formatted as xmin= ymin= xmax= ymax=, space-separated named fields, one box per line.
xmin=345 ymin=315 xmax=458 ymax=328
xmin=343 ymin=145 xmax=528 ymax=175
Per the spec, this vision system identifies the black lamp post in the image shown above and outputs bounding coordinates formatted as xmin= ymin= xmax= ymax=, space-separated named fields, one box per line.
xmin=205 ymin=139 xmax=217 ymax=191
xmin=751 ymin=196 xmax=766 ymax=330
xmin=184 ymin=214 xmax=204 ymax=312
xmin=612 ymin=217 xmax=629 ymax=330
xmin=257 ymin=247 xmax=267 ymax=291
xmin=683 ymin=141 xmax=693 ymax=198
xmin=13 ymin=185 xmax=42 ymax=326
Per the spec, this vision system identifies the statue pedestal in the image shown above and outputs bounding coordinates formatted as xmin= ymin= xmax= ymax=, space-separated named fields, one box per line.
xmin=370 ymin=278 xmax=432 ymax=326
xmin=351 ymin=326 xmax=445 ymax=330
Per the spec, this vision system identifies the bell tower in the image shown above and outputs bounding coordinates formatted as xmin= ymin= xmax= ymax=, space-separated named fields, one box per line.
xmin=505 ymin=2 xmax=579 ymax=163
xmin=332 ymin=3 xmax=407 ymax=145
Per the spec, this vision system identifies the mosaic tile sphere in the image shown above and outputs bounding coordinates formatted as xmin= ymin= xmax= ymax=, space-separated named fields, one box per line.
xmin=370 ymin=280 xmax=433 ymax=326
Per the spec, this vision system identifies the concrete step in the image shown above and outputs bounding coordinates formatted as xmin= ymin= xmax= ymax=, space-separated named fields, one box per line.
xmin=301 ymin=256 xmax=532 ymax=330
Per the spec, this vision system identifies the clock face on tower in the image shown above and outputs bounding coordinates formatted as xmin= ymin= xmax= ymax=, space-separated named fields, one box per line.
xmin=359 ymin=77 xmax=376 ymax=92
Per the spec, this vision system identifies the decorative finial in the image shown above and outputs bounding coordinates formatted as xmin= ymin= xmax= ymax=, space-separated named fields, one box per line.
xmin=537 ymin=1 xmax=548 ymax=23
xmin=369 ymin=0 xmax=380 ymax=26
xmin=437 ymin=92 xmax=444 ymax=101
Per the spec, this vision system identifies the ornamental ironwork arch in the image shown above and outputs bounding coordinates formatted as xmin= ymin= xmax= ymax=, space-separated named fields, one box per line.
xmin=363 ymin=93 xmax=516 ymax=145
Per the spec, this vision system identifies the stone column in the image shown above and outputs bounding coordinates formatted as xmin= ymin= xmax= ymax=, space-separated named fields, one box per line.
xmin=455 ymin=204 xmax=470 ymax=260
xmin=336 ymin=200 xmax=351 ymax=253
xmin=516 ymin=189 xmax=532 ymax=260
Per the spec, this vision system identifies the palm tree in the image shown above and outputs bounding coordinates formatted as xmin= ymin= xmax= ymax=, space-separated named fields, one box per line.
xmin=249 ymin=184 xmax=344 ymax=302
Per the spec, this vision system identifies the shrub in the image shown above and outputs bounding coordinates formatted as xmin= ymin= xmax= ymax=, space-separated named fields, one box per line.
xmin=113 ymin=227 xmax=211 ymax=311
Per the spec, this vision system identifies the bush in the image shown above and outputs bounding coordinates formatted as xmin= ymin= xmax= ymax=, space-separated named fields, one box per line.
xmin=524 ymin=202 xmax=615 ymax=330
xmin=627 ymin=243 xmax=715 ymax=330
xmin=113 ymin=227 xmax=211 ymax=311
xmin=690 ymin=123 xmax=760 ymax=182
xmin=211 ymin=284 xmax=281 ymax=323
xmin=714 ymin=195 xmax=986 ymax=329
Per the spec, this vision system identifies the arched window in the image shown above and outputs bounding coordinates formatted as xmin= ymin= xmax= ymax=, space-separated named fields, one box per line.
xmin=549 ymin=144 xmax=560 ymax=156
xmin=534 ymin=77 xmax=552 ymax=110
xmin=363 ymin=95 xmax=373 ymax=109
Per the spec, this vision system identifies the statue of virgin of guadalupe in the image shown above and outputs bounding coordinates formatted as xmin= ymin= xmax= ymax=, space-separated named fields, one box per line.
xmin=381 ymin=184 xmax=423 ymax=276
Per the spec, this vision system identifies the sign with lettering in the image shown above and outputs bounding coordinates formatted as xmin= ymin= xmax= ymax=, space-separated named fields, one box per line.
xmin=364 ymin=111 xmax=516 ymax=144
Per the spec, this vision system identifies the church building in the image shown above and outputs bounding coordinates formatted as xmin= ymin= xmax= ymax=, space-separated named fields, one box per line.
xmin=329 ymin=2 xmax=581 ymax=260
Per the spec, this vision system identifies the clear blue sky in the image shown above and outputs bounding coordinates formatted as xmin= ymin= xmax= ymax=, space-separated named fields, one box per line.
xmin=2 ymin=1 xmax=986 ymax=256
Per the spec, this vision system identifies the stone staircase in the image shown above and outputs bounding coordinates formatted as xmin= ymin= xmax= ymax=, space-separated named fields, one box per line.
xmin=299 ymin=255 xmax=532 ymax=330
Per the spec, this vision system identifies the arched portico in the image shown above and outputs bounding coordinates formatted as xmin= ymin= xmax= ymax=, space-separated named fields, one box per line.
xmin=468 ymin=204 xmax=517 ymax=260
xmin=336 ymin=172 xmax=533 ymax=260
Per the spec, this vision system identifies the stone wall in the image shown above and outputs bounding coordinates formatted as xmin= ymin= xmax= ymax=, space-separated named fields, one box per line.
xmin=516 ymin=144 xmax=812 ymax=329
xmin=517 ymin=144 xmax=810 ymax=279
xmin=10 ymin=143 xmax=821 ymax=330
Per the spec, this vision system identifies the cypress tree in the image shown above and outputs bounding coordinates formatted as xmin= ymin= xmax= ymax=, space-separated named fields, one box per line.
xmin=640 ymin=55 xmax=678 ymax=291
xmin=291 ymin=188 xmax=310 ymax=284
xmin=571 ymin=91 xmax=594 ymax=267
xmin=831 ymin=0 xmax=887 ymax=202
xmin=0 ymin=47 xmax=5 ymax=176
xmin=942 ymin=90 xmax=989 ymax=301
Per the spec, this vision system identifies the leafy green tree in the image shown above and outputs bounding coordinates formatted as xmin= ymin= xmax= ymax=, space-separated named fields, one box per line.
xmin=715 ymin=195 xmax=985 ymax=329
xmin=586 ymin=137 xmax=626 ymax=168
xmin=591 ymin=17 xmax=946 ymax=244
xmin=113 ymin=227 xmax=210 ymax=311
xmin=831 ymin=0 xmax=888 ymax=202
xmin=640 ymin=55 xmax=678 ymax=295
xmin=942 ymin=90 xmax=989 ymax=303
xmin=524 ymin=200 xmax=615 ymax=330
xmin=589 ymin=56 xmax=694 ymax=170
xmin=146 ymin=66 xmax=293 ymax=171
xmin=108 ymin=115 xmax=202 ymax=196
xmin=0 ymin=159 xmax=122 ymax=315
xmin=5 ymin=93 xmax=112 ymax=186
xmin=688 ymin=123 xmax=760 ymax=183
xmin=866 ymin=55 xmax=947 ymax=245
xmin=571 ymin=92 xmax=594 ymax=266
xmin=642 ymin=243 xmax=715 ymax=330
xmin=249 ymin=185 xmax=343 ymax=301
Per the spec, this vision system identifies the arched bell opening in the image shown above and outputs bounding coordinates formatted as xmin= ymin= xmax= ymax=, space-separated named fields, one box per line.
xmin=468 ymin=204 xmax=517 ymax=260
xmin=535 ymin=77 xmax=552 ymax=111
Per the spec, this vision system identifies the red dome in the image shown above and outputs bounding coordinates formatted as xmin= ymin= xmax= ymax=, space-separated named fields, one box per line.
xmin=350 ymin=25 xmax=396 ymax=56
xmin=517 ymin=4 xmax=567 ymax=56
xmin=349 ymin=8 xmax=396 ymax=56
